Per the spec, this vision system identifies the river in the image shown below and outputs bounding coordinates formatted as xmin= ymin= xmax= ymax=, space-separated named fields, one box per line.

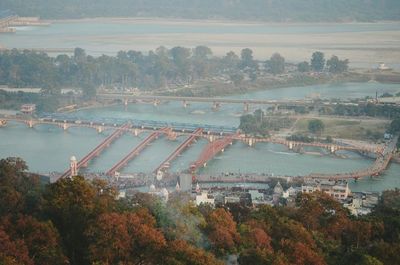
xmin=1 ymin=19 xmax=400 ymax=69
xmin=1 ymin=82 xmax=399 ymax=192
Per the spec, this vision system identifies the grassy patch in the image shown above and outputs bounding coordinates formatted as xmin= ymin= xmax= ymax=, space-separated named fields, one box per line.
xmin=293 ymin=117 xmax=389 ymax=140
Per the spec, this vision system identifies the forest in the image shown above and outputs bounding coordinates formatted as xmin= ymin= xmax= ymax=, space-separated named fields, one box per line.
xmin=1 ymin=157 xmax=400 ymax=265
xmin=1 ymin=0 xmax=400 ymax=22
xmin=0 ymin=48 xmax=346 ymax=96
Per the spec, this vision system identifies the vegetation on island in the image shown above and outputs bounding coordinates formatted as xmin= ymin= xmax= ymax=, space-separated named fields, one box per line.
xmin=1 ymin=157 xmax=400 ymax=264
xmin=239 ymin=109 xmax=294 ymax=137
xmin=1 ymin=0 xmax=400 ymax=21
xmin=0 ymin=48 xmax=353 ymax=112
xmin=308 ymin=119 xmax=325 ymax=135
xmin=318 ymin=103 xmax=400 ymax=120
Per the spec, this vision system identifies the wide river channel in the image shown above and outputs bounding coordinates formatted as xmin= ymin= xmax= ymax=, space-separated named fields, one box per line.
xmin=1 ymin=82 xmax=400 ymax=192
xmin=1 ymin=19 xmax=400 ymax=69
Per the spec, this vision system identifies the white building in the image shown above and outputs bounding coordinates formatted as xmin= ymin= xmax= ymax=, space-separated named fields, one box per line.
xmin=20 ymin=104 xmax=36 ymax=114
xmin=224 ymin=195 xmax=241 ymax=204
xmin=196 ymin=192 xmax=215 ymax=206
xmin=301 ymin=179 xmax=351 ymax=200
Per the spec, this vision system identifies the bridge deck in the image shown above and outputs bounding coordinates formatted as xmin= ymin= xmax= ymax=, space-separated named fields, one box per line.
xmin=155 ymin=128 xmax=203 ymax=173
xmin=190 ymin=133 xmax=239 ymax=173
xmin=107 ymin=128 xmax=167 ymax=176
xmin=97 ymin=93 xmax=314 ymax=106
xmin=60 ymin=123 xmax=130 ymax=178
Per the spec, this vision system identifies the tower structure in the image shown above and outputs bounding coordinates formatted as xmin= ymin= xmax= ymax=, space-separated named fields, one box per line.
xmin=70 ymin=156 xmax=78 ymax=178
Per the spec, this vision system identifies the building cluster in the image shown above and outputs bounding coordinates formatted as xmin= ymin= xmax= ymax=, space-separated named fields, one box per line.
xmin=301 ymin=179 xmax=351 ymax=200
xmin=190 ymin=178 xmax=378 ymax=216
xmin=74 ymin=165 xmax=379 ymax=217
xmin=20 ymin=104 xmax=36 ymax=114
xmin=194 ymin=181 xmax=301 ymax=208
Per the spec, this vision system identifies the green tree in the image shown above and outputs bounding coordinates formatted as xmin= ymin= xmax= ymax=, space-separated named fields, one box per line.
xmin=193 ymin=45 xmax=213 ymax=60
xmin=311 ymin=52 xmax=325 ymax=72
xmin=230 ymin=72 xmax=244 ymax=86
xmin=326 ymin=55 xmax=349 ymax=73
xmin=267 ymin=53 xmax=285 ymax=75
xmin=170 ymin=46 xmax=192 ymax=80
xmin=297 ymin=61 xmax=311 ymax=72
xmin=44 ymin=175 xmax=117 ymax=265
xmin=389 ymin=118 xmax=400 ymax=134
xmin=240 ymin=48 xmax=257 ymax=70
xmin=308 ymin=119 xmax=325 ymax=135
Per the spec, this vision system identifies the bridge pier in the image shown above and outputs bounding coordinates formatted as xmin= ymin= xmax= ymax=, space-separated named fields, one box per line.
xmin=124 ymin=99 xmax=128 ymax=106
xmin=153 ymin=99 xmax=160 ymax=107
xmin=62 ymin=123 xmax=69 ymax=131
xmin=288 ymin=142 xmax=293 ymax=150
xmin=247 ymin=138 xmax=254 ymax=147
xmin=134 ymin=129 xmax=139 ymax=136
xmin=208 ymin=135 xmax=214 ymax=142
xmin=243 ymin=102 xmax=250 ymax=113
xmin=166 ymin=128 xmax=177 ymax=140
xmin=212 ymin=102 xmax=220 ymax=111
xmin=27 ymin=120 xmax=34 ymax=128
xmin=0 ymin=120 xmax=6 ymax=127
xmin=183 ymin=100 xmax=188 ymax=108
xmin=330 ymin=145 xmax=337 ymax=153
xmin=97 ymin=126 xmax=103 ymax=133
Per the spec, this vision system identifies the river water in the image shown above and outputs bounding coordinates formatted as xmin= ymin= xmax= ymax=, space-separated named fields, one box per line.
xmin=1 ymin=19 xmax=400 ymax=69
xmin=1 ymin=82 xmax=399 ymax=192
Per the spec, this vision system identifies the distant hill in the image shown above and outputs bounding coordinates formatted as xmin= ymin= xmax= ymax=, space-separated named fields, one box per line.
xmin=1 ymin=0 xmax=400 ymax=22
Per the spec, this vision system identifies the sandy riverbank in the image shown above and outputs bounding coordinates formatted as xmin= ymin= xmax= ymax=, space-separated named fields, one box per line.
xmin=1 ymin=19 xmax=400 ymax=67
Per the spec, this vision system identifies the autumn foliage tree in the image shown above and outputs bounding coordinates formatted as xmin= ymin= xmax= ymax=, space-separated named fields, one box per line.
xmin=43 ymin=175 xmax=117 ymax=265
xmin=1 ymin=158 xmax=400 ymax=265
xmin=204 ymin=208 xmax=240 ymax=256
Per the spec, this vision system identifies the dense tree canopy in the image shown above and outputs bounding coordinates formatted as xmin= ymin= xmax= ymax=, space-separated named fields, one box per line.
xmin=311 ymin=52 xmax=326 ymax=72
xmin=266 ymin=53 xmax=285 ymax=75
xmin=326 ymin=55 xmax=349 ymax=73
xmin=308 ymin=119 xmax=325 ymax=135
xmin=1 ymin=158 xmax=400 ymax=265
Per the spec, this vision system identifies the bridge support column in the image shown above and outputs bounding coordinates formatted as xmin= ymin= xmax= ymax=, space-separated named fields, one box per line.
xmin=183 ymin=100 xmax=188 ymax=108
xmin=124 ymin=99 xmax=128 ymax=106
xmin=208 ymin=135 xmax=214 ymax=142
xmin=247 ymin=138 xmax=254 ymax=147
xmin=166 ymin=129 xmax=177 ymax=141
xmin=134 ymin=129 xmax=139 ymax=136
xmin=97 ymin=126 xmax=103 ymax=133
xmin=243 ymin=103 xmax=250 ymax=113
xmin=153 ymin=99 xmax=160 ymax=107
xmin=62 ymin=123 xmax=68 ymax=131
xmin=288 ymin=142 xmax=293 ymax=150
xmin=27 ymin=120 xmax=34 ymax=128
xmin=212 ymin=102 xmax=220 ymax=111
xmin=274 ymin=104 xmax=279 ymax=113
xmin=0 ymin=120 xmax=6 ymax=127
xmin=330 ymin=145 xmax=336 ymax=153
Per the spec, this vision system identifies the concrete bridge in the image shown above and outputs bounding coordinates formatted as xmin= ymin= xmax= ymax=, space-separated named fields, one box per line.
xmin=1 ymin=115 xmax=392 ymax=180
xmin=97 ymin=93 xmax=318 ymax=111
xmin=0 ymin=116 xmax=237 ymax=135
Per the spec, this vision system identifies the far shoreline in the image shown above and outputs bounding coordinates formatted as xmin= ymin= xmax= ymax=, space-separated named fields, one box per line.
xmin=46 ymin=17 xmax=400 ymax=27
